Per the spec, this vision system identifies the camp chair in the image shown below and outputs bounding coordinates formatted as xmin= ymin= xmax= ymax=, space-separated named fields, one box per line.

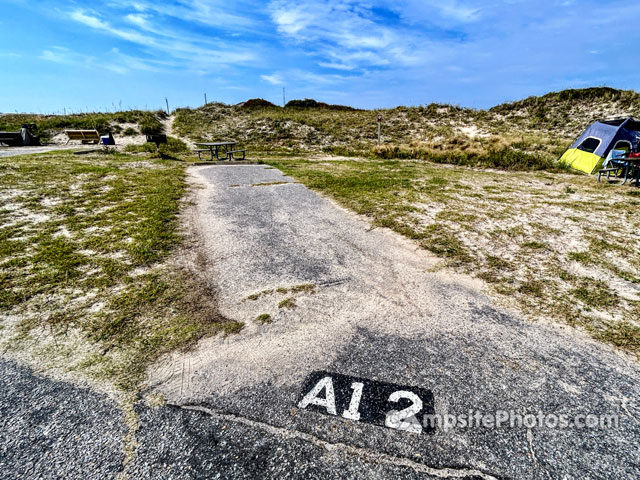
xmin=603 ymin=149 xmax=627 ymax=168
xmin=599 ymin=149 xmax=632 ymax=183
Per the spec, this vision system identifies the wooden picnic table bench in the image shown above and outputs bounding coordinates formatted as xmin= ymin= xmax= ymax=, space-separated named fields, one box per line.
xmin=195 ymin=141 xmax=246 ymax=161
xmin=65 ymin=129 xmax=100 ymax=144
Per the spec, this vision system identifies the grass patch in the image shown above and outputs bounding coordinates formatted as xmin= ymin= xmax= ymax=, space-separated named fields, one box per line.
xmin=290 ymin=283 xmax=316 ymax=294
xmin=594 ymin=321 xmax=640 ymax=353
xmin=246 ymin=289 xmax=274 ymax=300
xmin=570 ymin=278 xmax=617 ymax=308
xmin=521 ymin=240 xmax=548 ymax=250
xmin=567 ymin=251 xmax=594 ymax=265
xmin=486 ymin=255 xmax=514 ymax=270
xmin=518 ymin=279 xmax=545 ymax=297
xmin=278 ymin=297 xmax=296 ymax=309
xmin=0 ymin=110 xmax=165 ymax=142
xmin=124 ymin=136 xmax=188 ymax=158
xmin=265 ymin=155 xmax=640 ymax=358
xmin=254 ymin=313 xmax=273 ymax=325
xmin=0 ymin=151 xmax=238 ymax=391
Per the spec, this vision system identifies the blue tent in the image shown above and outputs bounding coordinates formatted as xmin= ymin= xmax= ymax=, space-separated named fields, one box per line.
xmin=560 ymin=118 xmax=640 ymax=174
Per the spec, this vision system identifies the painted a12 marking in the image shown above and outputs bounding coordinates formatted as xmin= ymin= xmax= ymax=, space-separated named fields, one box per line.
xmin=297 ymin=371 xmax=435 ymax=434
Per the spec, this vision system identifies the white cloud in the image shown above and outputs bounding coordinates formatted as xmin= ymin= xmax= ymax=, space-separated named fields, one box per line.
xmin=416 ymin=0 xmax=480 ymax=22
xmin=67 ymin=8 xmax=257 ymax=69
xmin=108 ymin=0 xmax=256 ymax=29
xmin=268 ymin=0 xmax=425 ymax=70
xmin=38 ymin=44 xmax=168 ymax=75
xmin=39 ymin=49 xmax=70 ymax=63
xmin=271 ymin=8 xmax=313 ymax=36
xmin=261 ymin=74 xmax=284 ymax=85
xmin=33 ymin=0 xmax=640 ymax=109
xmin=71 ymin=10 xmax=155 ymax=45
xmin=70 ymin=10 xmax=103 ymax=29
xmin=124 ymin=13 xmax=151 ymax=30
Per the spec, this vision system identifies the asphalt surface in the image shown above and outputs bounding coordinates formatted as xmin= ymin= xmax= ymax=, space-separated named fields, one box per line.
xmin=149 ymin=165 xmax=640 ymax=479
xmin=3 ymin=359 xmax=463 ymax=479
xmin=2 ymin=164 xmax=640 ymax=479
xmin=0 ymin=359 xmax=126 ymax=479
xmin=0 ymin=145 xmax=90 ymax=158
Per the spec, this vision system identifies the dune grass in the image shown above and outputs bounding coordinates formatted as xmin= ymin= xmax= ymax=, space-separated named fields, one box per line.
xmin=0 ymin=110 xmax=165 ymax=142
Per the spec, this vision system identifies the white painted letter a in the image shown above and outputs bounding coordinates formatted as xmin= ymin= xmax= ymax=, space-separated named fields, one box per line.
xmin=298 ymin=376 xmax=337 ymax=415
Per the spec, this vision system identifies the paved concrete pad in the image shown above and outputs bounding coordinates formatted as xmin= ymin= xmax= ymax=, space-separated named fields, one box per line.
xmin=148 ymin=165 xmax=640 ymax=479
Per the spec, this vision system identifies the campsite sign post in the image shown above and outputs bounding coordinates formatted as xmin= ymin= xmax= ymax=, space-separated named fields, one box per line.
xmin=377 ymin=114 xmax=382 ymax=145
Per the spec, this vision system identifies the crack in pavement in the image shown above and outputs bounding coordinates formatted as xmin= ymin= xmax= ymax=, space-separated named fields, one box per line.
xmin=177 ymin=403 xmax=500 ymax=480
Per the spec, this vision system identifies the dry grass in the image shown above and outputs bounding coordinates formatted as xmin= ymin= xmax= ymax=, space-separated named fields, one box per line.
xmin=170 ymin=87 xmax=640 ymax=168
xmin=0 ymin=150 xmax=241 ymax=390
xmin=265 ymin=154 xmax=640 ymax=357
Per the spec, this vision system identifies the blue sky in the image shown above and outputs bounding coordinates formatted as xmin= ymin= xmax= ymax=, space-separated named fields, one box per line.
xmin=1 ymin=0 xmax=639 ymax=112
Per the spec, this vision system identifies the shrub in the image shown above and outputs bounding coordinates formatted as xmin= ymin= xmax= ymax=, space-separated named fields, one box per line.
xmin=285 ymin=98 xmax=357 ymax=111
xmin=138 ymin=113 xmax=164 ymax=135
xmin=123 ymin=136 xmax=188 ymax=157
xmin=160 ymin=137 xmax=189 ymax=155
xmin=371 ymin=144 xmax=556 ymax=171
xmin=240 ymin=98 xmax=278 ymax=109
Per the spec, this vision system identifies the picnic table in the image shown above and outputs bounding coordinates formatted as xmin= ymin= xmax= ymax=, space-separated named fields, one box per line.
xmin=195 ymin=141 xmax=245 ymax=161
xmin=598 ymin=157 xmax=640 ymax=186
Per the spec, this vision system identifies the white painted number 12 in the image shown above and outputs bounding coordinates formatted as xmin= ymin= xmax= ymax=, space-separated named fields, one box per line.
xmin=298 ymin=376 xmax=423 ymax=434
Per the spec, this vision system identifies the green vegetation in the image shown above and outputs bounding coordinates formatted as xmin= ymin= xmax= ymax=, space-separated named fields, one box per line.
xmin=3 ymin=86 xmax=638 ymax=172
xmin=289 ymin=283 xmax=316 ymax=294
xmin=246 ymin=284 xmax=316 ymax=300
xmin=491 ymin=87 xmax=640 ymax=135
xmin=278 ymin=297 xmax=297 ymax=309
xmin=370 ymin=143 xmax=563 ymax=172
xmin=570 ymin=278 xmax=618 ymax=308
xmin=265 ymin=155 xmax=640 ymax=357
xmin=0 ymin=110 xmax=165 ymax=142
xmin=124 ymin=136 xmax=189 ymax=158
xmin=2 ymin=86 xmax=639 ymax=368
xmin=0 ymin=151 xmax=240 ymax=390
xmin=169 ymin=88 xmax=636 ymax=169
xmin=254 ymin=313 xmax=273 ymax=325
xmin=246 ymin=289 xmax=273 ymax=300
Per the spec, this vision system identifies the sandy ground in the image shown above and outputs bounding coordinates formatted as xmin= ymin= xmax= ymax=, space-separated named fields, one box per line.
xmin=146 ymin=164 xmax=640 ymax=479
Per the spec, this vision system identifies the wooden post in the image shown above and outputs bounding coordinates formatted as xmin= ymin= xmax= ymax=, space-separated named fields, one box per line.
xmin=165 ymin=98 xmax=170 ymax=114
xmin=377 ymin=114 xmax=382 ymax=145
xmin=204 ymin=93 xmax=208 ymax=105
